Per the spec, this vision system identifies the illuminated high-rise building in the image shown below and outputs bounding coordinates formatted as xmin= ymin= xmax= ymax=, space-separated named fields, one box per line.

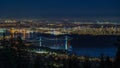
xmin=10 ymin=28 xmax=15 ymax=38
xmin=22 ymin=29 xmax=26 ymax=39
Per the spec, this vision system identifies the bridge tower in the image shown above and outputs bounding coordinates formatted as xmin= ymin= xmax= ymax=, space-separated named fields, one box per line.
xmin=65 ymin=36 xmax=68 ymax=50
xmin=39 ymin=37 xmax=42 ymax=47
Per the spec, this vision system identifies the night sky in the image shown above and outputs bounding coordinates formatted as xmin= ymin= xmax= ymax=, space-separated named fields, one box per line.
xmin=0 ymin=0 xmax=120 ymax=17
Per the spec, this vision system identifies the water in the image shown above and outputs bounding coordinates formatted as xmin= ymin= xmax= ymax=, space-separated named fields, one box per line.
xmin=69 ymin=35 xmax=118 ymax=57
xmin=73 ymin=47 xmax=117 ymax=57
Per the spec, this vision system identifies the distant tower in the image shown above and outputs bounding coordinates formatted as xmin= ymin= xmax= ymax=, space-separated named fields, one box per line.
xmin=10 ymin=28 xmax=15 ymax=38
xmin=22 ymin=29 xmax=26 ymax=39
xmin=26 ymin=31 xmax=30 ymax=39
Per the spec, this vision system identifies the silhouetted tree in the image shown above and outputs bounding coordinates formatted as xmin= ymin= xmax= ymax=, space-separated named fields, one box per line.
xmin=114 ymin=36 xmax=120 ymax=68
xmin=104 ymin=56 xmax=113 ymax=68
xmin=34 ymin=55 xmax=42 ymax=68
xmin=83 ymin=56 xmax=91 ymax=68
xmin=114 ymin=46 xmax=120 ymax=68
xmin=99 ymin=53 xmax=105 ymax=68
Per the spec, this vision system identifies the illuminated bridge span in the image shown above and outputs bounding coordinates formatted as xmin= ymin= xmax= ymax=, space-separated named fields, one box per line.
xmin=27 ymin=36 xmax=72 ymax=51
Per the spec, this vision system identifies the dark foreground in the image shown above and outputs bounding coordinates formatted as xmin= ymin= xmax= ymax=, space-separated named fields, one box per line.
xmin=0 ymin=35 xmax=120 ymax=68
xmin=0 ymin=46 xmax=120 ymax=68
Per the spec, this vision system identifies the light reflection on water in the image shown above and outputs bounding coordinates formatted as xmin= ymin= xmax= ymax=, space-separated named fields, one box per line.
xmin=73 ymin=47 xmax=117 ymax=57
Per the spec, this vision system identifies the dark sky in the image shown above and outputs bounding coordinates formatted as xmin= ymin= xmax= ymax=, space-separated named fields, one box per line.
xmin=0 ymin=0 xmax=120 ymax=17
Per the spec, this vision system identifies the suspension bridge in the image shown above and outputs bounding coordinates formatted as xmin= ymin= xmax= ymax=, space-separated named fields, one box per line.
xmin=26 ymin=35 xmax=72 ymax=51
